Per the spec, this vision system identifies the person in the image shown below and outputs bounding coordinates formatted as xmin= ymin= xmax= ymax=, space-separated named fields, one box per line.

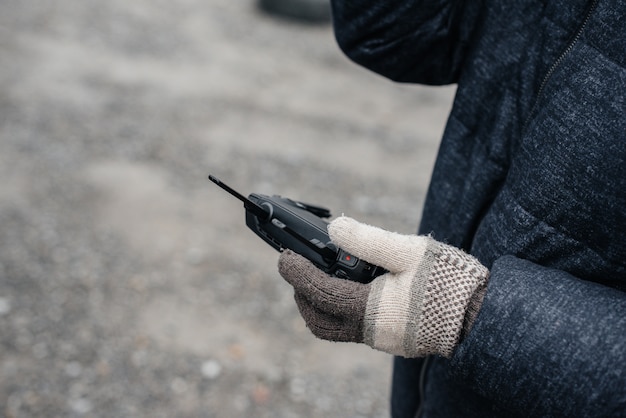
xmin=277 ymin=0 xmax=626 ymax=416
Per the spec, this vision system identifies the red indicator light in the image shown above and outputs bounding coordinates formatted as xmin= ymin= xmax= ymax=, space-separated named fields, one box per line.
xmin=345 ymin=255 xmax=351 ymax=261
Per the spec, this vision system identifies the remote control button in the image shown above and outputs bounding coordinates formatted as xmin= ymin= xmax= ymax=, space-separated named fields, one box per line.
xmin=309 ymin=238 xmax=327 ymax=249
xmin=334 ymin=269 xmax=348 ymax=279
xmin=338 ymin=250 xmax=358 ymax=267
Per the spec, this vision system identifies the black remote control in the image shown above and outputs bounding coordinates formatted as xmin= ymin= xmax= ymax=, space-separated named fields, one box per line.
xmin=209 ymin=175 xmax=384 ymax=283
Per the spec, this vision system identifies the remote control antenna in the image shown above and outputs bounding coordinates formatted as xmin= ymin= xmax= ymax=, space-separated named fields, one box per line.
xmin=209 ymin=175 xmax=269 ymax=220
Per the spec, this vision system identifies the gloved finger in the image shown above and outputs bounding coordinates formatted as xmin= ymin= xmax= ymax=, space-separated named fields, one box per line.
xmin=294 ymin=293 xmax=362 ymax=342
xmin=278 ymin=250 xmax=369 ymax=318
xmin=328 ymin=216 xmax=430 ymax=272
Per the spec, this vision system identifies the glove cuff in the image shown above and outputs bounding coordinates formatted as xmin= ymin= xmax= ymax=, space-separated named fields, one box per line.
xmin=417 ymin=241 xmax=489 ymax=357
xmin=462 ymin=280 xmax=488 ymax=339
xmin=363 ymin=238 xmax=489 ymax=358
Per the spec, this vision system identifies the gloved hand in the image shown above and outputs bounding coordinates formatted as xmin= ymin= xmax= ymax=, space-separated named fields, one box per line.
xmin=278 ymin=216 xmax=489 ymax=358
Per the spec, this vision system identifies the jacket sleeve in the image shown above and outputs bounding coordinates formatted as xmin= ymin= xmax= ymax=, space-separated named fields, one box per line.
xmin=330 ymin=0 xmax=484 ymax=85
xmin=451 ymin=255 xmax=626 ymax=416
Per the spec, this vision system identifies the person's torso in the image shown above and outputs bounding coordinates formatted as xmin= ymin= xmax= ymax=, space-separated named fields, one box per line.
xmin=418 ymin=1 xmax=626 ymax=416
xmin=420 ymin=0 xmax=626 ymax=291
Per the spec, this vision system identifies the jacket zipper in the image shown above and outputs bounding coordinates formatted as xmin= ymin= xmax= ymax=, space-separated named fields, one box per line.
xmin=522 ymin=0 xmax=599 ymax=133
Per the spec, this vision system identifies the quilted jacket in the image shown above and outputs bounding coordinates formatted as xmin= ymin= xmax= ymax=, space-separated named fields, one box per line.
xmin=331 ymin=0 xmax=626 ymax=416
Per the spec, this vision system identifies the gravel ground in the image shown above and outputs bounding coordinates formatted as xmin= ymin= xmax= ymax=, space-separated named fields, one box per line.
xmin=0 ymin=1 xmax=455 ymax=417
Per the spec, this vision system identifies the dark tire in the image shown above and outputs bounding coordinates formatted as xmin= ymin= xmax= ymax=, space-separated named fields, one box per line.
xmin=258 ymin=0 xmax=331 ymax=23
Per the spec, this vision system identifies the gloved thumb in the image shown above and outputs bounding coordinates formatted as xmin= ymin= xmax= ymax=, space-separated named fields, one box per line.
xmin=328 ymin=216 xmax=430 ymax=273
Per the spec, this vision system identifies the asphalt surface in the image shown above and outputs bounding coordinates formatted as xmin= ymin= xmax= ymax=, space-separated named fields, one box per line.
xmin=0 ymin=1 xmax=455 ymax=417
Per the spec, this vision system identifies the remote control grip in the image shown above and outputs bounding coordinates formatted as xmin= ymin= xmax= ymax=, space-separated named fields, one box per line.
xmin=246 ymin=194 xmax=384 ymax=283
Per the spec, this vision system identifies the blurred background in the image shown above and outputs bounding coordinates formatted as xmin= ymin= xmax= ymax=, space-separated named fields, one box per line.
xmin=0 ymin=1 xmax=455 ymax=417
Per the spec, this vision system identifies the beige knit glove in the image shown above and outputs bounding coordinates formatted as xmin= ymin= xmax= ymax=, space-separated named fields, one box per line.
xmin=278 ymin=216 xmax=489 ymax=358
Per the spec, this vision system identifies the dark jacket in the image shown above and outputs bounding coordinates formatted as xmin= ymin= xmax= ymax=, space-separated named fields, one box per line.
xmin=331 ymin=0 xmax=626 ymax=416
